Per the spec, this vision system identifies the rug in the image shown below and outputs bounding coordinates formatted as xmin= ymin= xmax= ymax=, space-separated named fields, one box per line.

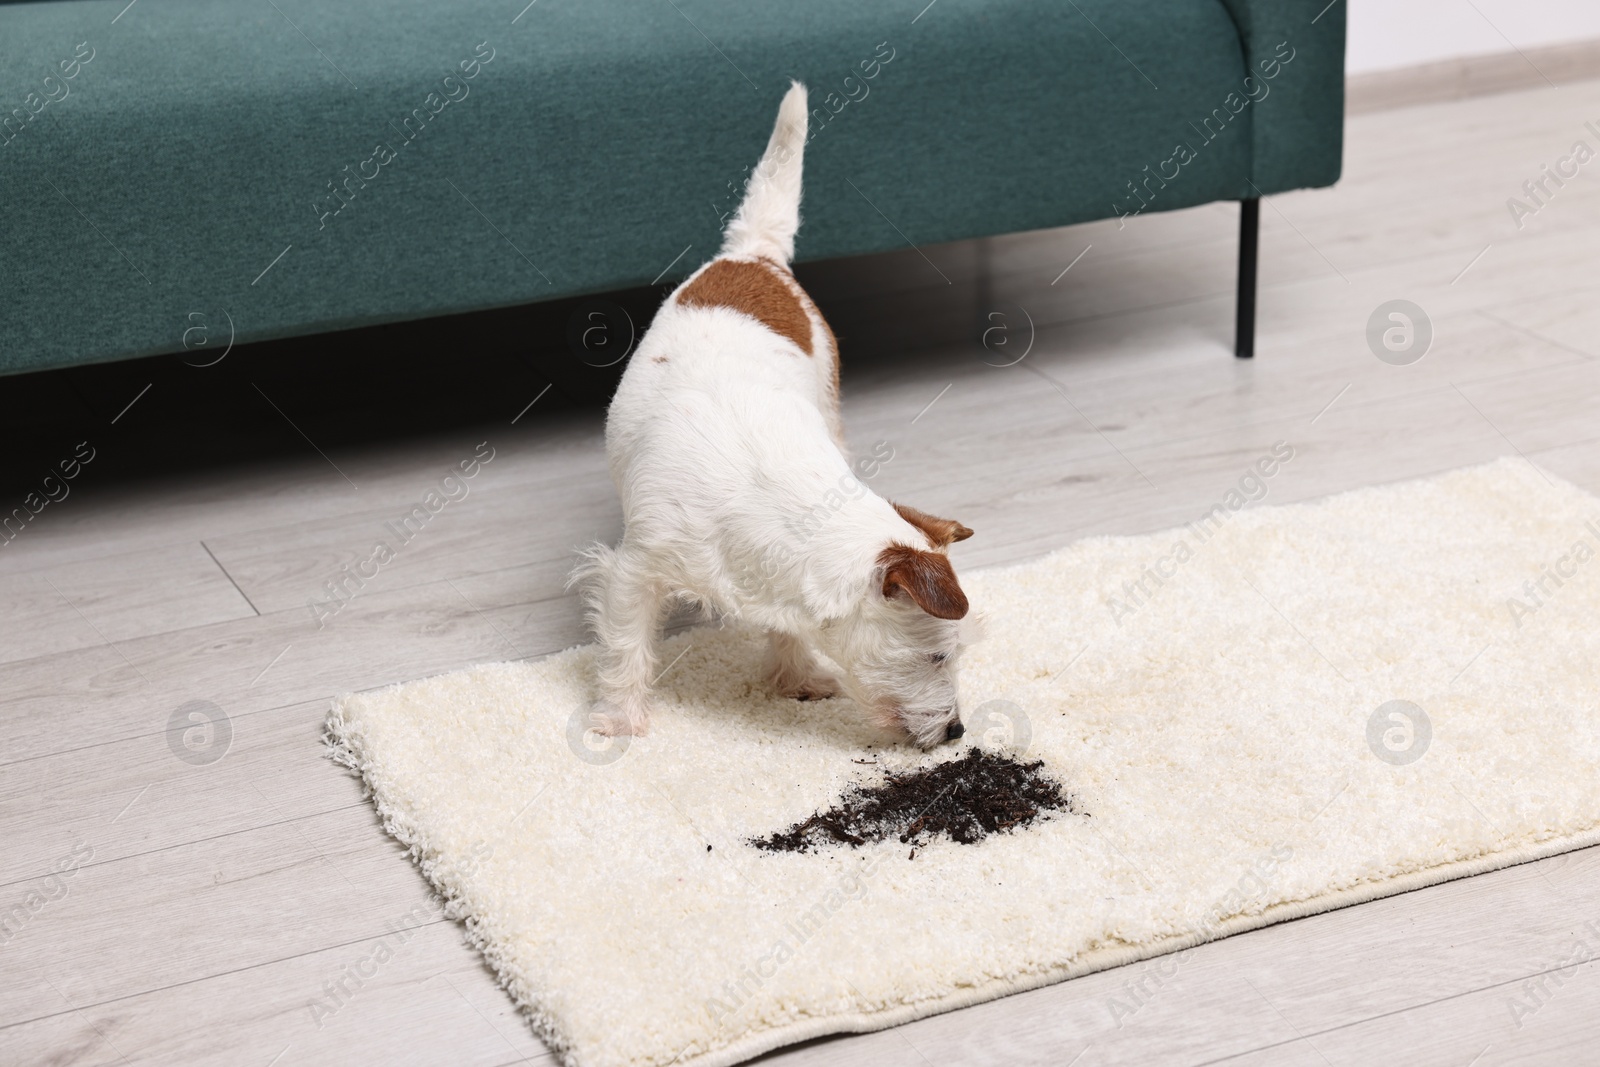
xmin=327 ymin=458 xmax=1600 ymax=1067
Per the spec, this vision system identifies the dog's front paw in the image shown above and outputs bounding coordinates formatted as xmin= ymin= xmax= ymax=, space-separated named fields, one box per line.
xmin=589 ymin=699 xmax=651 ymax=737
xmin=776 ymin=674 xmax=840 ymax=702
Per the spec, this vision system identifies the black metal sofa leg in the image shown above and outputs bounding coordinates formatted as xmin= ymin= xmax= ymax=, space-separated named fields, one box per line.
xmin=1235 ymin=198 xmax=1259 ymax=359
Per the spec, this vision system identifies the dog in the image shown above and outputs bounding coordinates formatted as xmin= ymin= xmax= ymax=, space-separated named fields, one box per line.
xmin=576 ymin=83 xmax=976 ymax=749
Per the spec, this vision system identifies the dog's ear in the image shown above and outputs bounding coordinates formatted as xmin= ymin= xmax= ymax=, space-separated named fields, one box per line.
xmin=892 ymin=502 xmax=973 ymax=549
xmin=878 ymin=544 xmax=969 ymax=619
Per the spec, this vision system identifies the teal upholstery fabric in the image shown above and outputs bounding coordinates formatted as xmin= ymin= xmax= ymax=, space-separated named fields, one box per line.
xmin=1216 ymin=0 xmax=1347 ymax=193
xmin=0 ymin=0 xmax=1345 ymax=375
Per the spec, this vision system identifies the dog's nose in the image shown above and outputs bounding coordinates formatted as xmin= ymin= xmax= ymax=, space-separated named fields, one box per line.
xmin=945 ymin=719 xmax=965 ymax=741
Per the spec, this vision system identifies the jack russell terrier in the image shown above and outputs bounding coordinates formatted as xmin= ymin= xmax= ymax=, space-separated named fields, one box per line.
xmin=576 ymin=83 xmax=976 ymax=748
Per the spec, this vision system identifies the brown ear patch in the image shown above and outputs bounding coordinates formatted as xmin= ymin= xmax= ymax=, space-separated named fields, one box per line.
xmin=892 ymin=503 xmax=974 ymax=548
xmin=878 ymin=544 xmax=969 ymax=619
xmin=677 ymin=258 xmax=813 ymax=355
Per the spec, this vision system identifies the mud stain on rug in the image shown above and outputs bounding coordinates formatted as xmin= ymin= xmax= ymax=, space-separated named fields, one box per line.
xmin=750 ymin=750 xmax=1081 ymax=854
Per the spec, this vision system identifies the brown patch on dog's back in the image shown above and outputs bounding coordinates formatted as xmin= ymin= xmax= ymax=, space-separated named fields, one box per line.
xmin=794 ymin=276 xmax=842 ymax=410
xmin=677 ymin=259 xmax=813 ymax=355
xmin=772 ymin=259 xmax=844 ymax=435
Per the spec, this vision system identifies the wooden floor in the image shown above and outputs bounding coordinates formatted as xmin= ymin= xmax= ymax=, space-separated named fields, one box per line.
xmin=5 ymin=76 xmax=1600 ymax=1067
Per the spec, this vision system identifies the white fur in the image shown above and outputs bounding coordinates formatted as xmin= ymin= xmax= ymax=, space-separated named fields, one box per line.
xmin=719 ymin=82 xmax=808 ymax=263
xmin=577 ymin=82 xmax=971 ymax=748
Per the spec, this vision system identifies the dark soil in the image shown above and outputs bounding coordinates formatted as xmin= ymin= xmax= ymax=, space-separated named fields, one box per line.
xmin=750 ymin=749 xmax=1078 ymax=854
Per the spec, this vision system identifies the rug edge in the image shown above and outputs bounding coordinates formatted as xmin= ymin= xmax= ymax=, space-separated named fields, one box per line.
xmin=323 ymin=695 xmax=582 ymax=1067
xmin=678 ymin=827 xmax=1600 ymax=1067
xmin=973 ymin=455 xmax=1589 ymax=583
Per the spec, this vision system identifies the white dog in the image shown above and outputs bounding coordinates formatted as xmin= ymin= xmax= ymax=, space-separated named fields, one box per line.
xmin=576 ymin=83 xmax=976 ymax=748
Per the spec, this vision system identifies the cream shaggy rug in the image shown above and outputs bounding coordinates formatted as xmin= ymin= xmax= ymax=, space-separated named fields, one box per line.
xmin=328 ymin=458 xmax=1600 ymax=1067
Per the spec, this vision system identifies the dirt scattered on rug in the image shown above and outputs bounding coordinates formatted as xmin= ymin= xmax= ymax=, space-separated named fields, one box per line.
xmin=750 ymin=749 xmax=1079 ymax=854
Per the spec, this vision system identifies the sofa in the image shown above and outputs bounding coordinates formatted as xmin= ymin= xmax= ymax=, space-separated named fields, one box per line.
xmin=0 ymin=0 xmax=1344 ymax=375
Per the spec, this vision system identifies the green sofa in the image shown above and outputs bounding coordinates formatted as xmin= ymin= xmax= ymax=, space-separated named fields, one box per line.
xmin=0 ymin=0 xmax=1344 ymax=375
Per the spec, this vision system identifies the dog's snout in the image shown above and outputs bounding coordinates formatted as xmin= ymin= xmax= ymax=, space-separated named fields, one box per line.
xmin=945 ymin=719 xmax=965 ymax=742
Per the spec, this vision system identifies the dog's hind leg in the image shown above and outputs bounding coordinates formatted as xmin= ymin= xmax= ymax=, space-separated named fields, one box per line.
xmin=765 ymin=630 xmax=839 ymax=702
xmin=580 ymin=542 xmax=666 ymax=736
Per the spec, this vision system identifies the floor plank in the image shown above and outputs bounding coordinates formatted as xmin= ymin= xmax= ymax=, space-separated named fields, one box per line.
xmin=1 ymin=920 xmax=555 ymax=1067
xmin=0 ymin=541 xmax=257 ymax=665
xmin=0 ymin=803 xmax=442 ymax=1022
xmin=0 ymin=699 xmax=355 ymax=887
xmin=0 ymin=560 xmax=587 ymax=767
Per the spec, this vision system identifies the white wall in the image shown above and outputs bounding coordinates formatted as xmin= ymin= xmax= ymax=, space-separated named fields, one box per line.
xmin=1346 ymin=0 xmax=1600 ymax=74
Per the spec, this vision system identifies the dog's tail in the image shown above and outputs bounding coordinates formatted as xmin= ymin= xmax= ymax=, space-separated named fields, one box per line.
xmin=720 ymin=82 xmax=807 ymax=264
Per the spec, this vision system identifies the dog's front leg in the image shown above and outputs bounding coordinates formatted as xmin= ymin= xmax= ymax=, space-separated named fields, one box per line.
xmin=765 ymin=631 xmax=840 ymax=702
xmin=587 ymin=544 xmax=665 ymax=736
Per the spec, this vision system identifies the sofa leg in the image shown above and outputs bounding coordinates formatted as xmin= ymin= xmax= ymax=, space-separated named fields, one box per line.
xmin=1235 ymin=198 xmax=1259 ymax=359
